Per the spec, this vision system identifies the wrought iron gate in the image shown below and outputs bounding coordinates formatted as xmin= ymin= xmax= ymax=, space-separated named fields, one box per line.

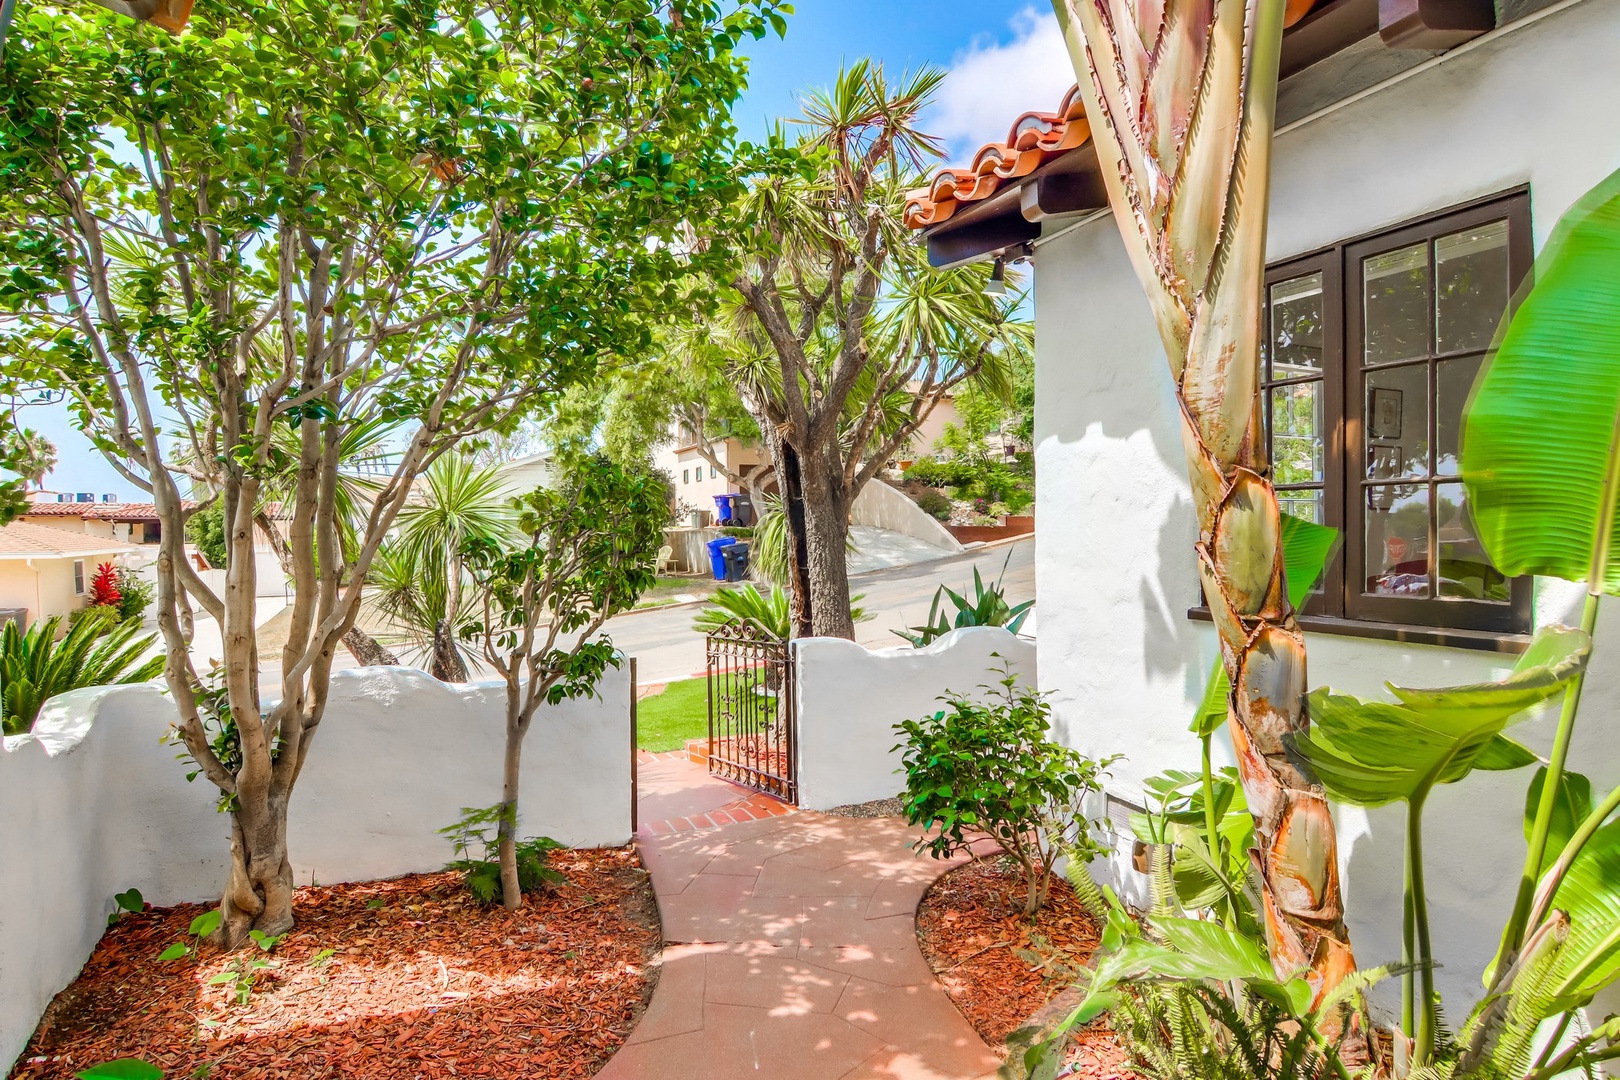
xmin=705 ymin=622 xmax=797 ymax=803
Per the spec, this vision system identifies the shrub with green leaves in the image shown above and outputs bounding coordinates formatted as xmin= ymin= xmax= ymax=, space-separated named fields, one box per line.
xmin=439 ymin=806 xmax=565 ymax=905
xmin=914 ymin=490 xmax=952 ymax=520
xmin=1 ymin=613 xmax=164 ymax=735
xmin=113 ymin=566 xmax=154 ymax=625
xmin=895 ymin=661 xmax=1117 ymax=915
xmin=184 ymin=501 xmax=228 ymax=570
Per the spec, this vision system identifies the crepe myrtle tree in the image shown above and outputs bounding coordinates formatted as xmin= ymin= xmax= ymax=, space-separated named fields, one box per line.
xmin=460 ymin=457 xmax=668 ymax=909
xmin=0 ymin=0 xmax=784 ymax=945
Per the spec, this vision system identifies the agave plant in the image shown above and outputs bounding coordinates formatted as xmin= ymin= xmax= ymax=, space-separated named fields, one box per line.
xmin=1 ymin=612 xmax=164 ymax=736
xmin=892 ymin=553 xmax=1032 ymax=647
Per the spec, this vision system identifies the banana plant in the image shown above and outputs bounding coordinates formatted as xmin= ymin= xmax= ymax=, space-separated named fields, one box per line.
xmin=1289 ymin=627 xmax=1591 ymax=1064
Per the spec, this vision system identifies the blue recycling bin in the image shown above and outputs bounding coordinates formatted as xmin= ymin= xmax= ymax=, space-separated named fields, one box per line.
xmin=713 ymin=493 xmax=734 ymax=524
xmin=706 ymin=536 xmax=739 ymax=581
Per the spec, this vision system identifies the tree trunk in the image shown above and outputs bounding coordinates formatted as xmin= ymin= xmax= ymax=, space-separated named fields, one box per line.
xmin=342 ymin=626 xmax=400 ymax=666
xmin=777 ymin=440 xmax=816 ymax=639
xmin=257 ymin=509 xmax=397 ymax=666
xmin=218 ymin=795 xmax=295 ymax=947
xmin=799 ymin=465 xmax=855 ymax=639
xmin=430 ymin=619 xmax=469 ymax=682
xmin=498 ymin=727 xmax=523 ymax=909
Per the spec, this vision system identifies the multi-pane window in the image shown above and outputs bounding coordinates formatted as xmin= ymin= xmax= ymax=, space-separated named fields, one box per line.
xmin=1260 ymin=192 xmax=1532 ymax=635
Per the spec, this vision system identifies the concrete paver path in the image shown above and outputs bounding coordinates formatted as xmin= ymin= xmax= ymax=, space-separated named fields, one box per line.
xmin=602 ymin=776 xmax=1001 ymax=1080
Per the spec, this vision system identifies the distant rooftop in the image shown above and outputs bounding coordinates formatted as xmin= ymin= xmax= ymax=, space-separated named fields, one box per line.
xmin=0 ymin=521 xmax=143 ymax=560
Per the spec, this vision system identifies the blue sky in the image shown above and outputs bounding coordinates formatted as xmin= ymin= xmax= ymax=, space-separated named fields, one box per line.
xmin=23 ymin=3 xmax=1073 ymax=498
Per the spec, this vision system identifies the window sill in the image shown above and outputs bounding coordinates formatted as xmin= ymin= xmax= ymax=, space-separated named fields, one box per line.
xmin=1185 ymin=607 xmax=1531 ymax=655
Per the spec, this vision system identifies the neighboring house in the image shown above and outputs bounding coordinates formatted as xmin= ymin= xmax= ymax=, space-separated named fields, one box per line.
xmin=490 ymin=450 xmax=555 ymax=500
xmin=653 ymin=422 xmax=768 ymax=508
xmin=0 ymin=521 xmax=143 ymax=628
xmin=19 ymin=495 xmax=167 ymax=545
xmin=908 ymin=0 xmax=1619 ymax=1012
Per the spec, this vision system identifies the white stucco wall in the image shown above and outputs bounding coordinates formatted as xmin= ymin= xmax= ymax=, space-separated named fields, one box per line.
xmin=850 ymin=479 xmax=965 ymax=553
xmin=0 ymin=664 xmax=633 ymax=1073
xmin=1033 ymin=0 xmax=1620 ymax=1016
xmin=794 ymin=627 xmax=1036 ymax=810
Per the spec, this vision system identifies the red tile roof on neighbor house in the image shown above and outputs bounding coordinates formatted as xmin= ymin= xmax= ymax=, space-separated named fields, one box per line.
xmin=0 ymin=520 xmax=143 ymax=559
xmin=22 ymin=501 xmax=185 ymax=523
xmin=905 ymin=0 xmax=1322 ymax=233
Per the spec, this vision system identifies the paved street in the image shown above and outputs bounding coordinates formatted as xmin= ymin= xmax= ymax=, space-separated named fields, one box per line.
xmin=251 ymin=535 xmax=1032 ymax=691
xmin=610 ymin=535 xmax=1033 ymax=685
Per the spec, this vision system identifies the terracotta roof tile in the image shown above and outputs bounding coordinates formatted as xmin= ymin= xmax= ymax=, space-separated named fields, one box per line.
xmin=907 ymin=1 xmax=1322 ymax=232
xmin=0 ymin=521 xmax=144 ymax=559
xmin=21 ymin=501 xmax=188 ymax=523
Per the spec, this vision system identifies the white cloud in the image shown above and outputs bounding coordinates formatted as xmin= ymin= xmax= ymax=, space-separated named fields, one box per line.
xmin=928 ymin=8 xmax=1078 ymax=163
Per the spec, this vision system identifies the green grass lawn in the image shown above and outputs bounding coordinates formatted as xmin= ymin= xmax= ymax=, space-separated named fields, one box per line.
xmin=636 ymin=677 xmax=709 ymax=751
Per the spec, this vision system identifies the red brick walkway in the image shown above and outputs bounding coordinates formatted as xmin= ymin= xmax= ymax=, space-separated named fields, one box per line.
xmin=609 ymin=755 xmax=1000 ymax=1080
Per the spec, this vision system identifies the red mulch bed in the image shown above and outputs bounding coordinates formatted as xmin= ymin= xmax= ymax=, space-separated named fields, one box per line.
xmin=10 ymin=847 xmax=658 ymax=1080
xmin=916 ymin=857 xmax=1138 ymax=1079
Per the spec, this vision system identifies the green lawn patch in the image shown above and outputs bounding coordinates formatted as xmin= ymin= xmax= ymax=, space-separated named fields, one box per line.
xmin=636 ymin=677 xmax=709 ymax=752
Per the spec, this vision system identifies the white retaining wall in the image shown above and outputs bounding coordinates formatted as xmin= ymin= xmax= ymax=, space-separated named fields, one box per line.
xmin=794 ymin=626 xmax=1037 ymax=810
xmin=851 ymin=479 xmax=964 ymax=554
xmin=0 ymin=665 xmax=632 ymax=1073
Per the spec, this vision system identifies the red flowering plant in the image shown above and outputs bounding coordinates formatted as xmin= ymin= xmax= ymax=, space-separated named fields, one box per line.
xmin=87 ymin=561 xmax=121 ymax=609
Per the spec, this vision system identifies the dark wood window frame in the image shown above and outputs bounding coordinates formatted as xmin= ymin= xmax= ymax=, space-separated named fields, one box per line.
xmin=1192 ymin=189 xmax=1535 ymax=652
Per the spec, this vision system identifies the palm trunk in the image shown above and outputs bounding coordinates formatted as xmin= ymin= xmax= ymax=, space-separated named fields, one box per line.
xmin=777 ymin=439 xmax=816 ymax=639
xmin=1053 ymin=0 xmax=1362 ymax=1030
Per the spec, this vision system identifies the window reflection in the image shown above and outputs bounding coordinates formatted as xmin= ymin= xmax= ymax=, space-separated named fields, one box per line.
xmin=1270 ymin=273 xmax=1325 ymax=378
xmin=1436 ymin=221 xmax=1509 ymax=354
xmin=1365 ymin=484 xmax=1429 ymax=597
xmin=1364 ymin=243 xmax=1430 ymax=365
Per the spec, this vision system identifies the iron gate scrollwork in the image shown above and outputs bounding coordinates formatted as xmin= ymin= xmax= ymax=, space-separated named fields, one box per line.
xmin=705 ymin=621 xmax=796 ymax=803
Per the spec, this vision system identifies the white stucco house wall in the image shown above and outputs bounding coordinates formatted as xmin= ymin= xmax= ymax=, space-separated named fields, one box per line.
xmin=908 ymin=0 xmax=1620 ymax=1015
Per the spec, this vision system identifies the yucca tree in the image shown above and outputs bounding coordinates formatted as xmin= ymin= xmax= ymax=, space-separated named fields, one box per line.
xmin=392 ymin=454 xmax=515 ymax=680
xmin=725 ymin=61 xmax=1031 ymax=639
xmin=0 ymin=611 xmax=165 ymax=735
xmin=1051 ymin=0 xmax=1362 ymax=1026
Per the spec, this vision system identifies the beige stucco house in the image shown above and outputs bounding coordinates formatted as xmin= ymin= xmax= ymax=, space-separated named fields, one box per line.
xmin=0 ymin=521 xmax=144 ymax=629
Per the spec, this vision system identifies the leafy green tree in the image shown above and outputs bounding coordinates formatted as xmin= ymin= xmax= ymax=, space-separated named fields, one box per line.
xmin=0 ymin=0 xmax=782 ymax=944
xmin=460 ymin=458 xmax=667 ymax=908
xmin=183 ymin=501 xmax=227 ymax=570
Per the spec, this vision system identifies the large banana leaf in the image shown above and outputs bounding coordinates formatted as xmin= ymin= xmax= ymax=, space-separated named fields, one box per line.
xmin=1463 ymin=167 xmax=1620 ymax=591
xmin=1542 ymin=816 xmax=1620 ymax=1009
xmin=1289 ymin=626 xmax=1589 ymax=807
xmin=1192 ymin=514 xmax=1340 ymax=736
